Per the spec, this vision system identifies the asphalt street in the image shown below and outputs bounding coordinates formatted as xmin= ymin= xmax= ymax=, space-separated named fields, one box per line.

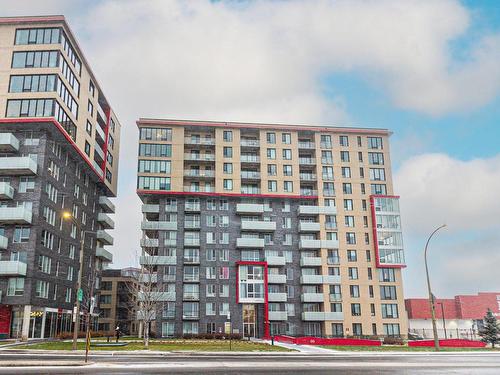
xmin=0 ymin=351 xmax=500 ymax=374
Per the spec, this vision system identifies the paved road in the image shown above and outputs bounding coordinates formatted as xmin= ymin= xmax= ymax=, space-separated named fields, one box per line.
xmin=0 ymin=351 xmax=499 ymax=374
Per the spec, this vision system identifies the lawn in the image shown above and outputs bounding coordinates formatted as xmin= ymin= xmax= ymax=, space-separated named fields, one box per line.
xmin=14 ymin=339 xmax=293 ymax=352
xmin=320 ymin=345 xmax=500 ymax=352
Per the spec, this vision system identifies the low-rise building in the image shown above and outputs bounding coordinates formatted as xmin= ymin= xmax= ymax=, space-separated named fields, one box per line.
xmin=405 ymin=292 xmax=500 ymax=339
xmin=98 ymin=268 xmax=139 ymax=335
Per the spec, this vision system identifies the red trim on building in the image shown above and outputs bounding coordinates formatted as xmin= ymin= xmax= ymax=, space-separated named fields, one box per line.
xmin=137 ymin=189 xmax=317 ymax=200
xmin=136 ymin=118 xmax=391 ymax=135
xmin=369 ymin=195 xmax=405 ymax=269
xmin=235 ymin=261 xmax=270 ymax=339
xmin=0 ymin=118 xmax=110 ymax=190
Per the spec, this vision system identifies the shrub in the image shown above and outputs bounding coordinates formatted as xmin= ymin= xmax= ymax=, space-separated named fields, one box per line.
xmin=383 ymin=336 xmax=404 ymax=345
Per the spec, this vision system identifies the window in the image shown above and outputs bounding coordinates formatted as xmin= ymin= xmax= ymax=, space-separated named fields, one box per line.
xmin=368 ymin=137 xmax=383 ymax=149
xmin=266 ymin=132 xmax=276 ymax=144
xmin=38 ymin=255 xmax=52 ymax=274
xmin=15 ymin=27 xmax=61 ymax=45
xmin=347 ymin=250 xmax=357 ymax=261
xmin=267 ymin=148 xmax=276 ymax=159
xmin=344 ymin=199 xmax=353 ymax=211
xmin=346 ymin=232 xmax=356 ymax=245
xmin=206 ymin=284 xmax=216 ymax=297
xmin=162 ymin=322 xmax=175 ymax=337
xmin=381 ymin=304 xmax=399 ymax=318
xmin=19 ymin=177 xmax=35 ymax=193
xmin=340 ymin=151 xmax=350 ymax=162
xmin=87 ymin=100 xmax=94 ymax=117
xmin=138 ymin=143 xmax=171 ymax=157
xmin=282 ymin=149 xmax=292 ymax=160
xmin=268 ymin=180 xmax=277 ymax=192
xmin=139 ymin=127 xmax=172 ymax=141
xmin=267 ymin=164 xmax=277 ymax=176
xmin=332 ymin=323 xmax=343 ymax=337
xmin=282 ymin=217 xmax=292 ymax=229
xmin=341 ymin=167 xmax=351 ymax=178
xmin=283 ymin=181 xmax=293 ymax=192
xmin=13 ymin=226 xmax=30 ymax=243
xmin=223 ymin=146 xmax=232 ymax=158
xmin=223 ymin=130 xmax=232 ymax=142
xmin=350 ymin=285 xmax=360 ymax=298
xmin=223 ymin=163 xmax=233 ymax=174
xmin=282 ymin=133 xmax=291 ymax=144
xmin=348 ymin=267 xmax=358 ymax=280
xmin=343 ymin=183 xmax=352 ymax=194
xmin=351 ymin=303 xmax=361 ymax=316
xmin=283 ymin=165 xmax=293 ymax=176
xmin=369 ymin=152 xmax=384 ymax=165
xmin=86 ymin=120 xmax=92 ymax=136
xmin=345 ymin=216 xmax=355 ymax=227
xmin=380 ymin=286 xmax=397 ymax=300
xmin=9 ymin=74 xmax=57 ymax=93
xmin=322 ymin=166 xmax=334 ymax=180
xmin=371 ymin=184 xmax=387 ymax=195
xmin=339 ymin=135 xmax=349 ymax=147
xmin=35 ymin=280 xmax=49 ymax=298
xmin=219 ymin=302 xmax=230 ymax=316
xmin=138 ymin=160 xmax=171 ymax=174
xmin=183 ymin=321 xmax=199 ymax=334
xmin=379 ymin=268 xmax=396 ymax=282
xmin=384 ymin=323 xmax=400 ymax=336
xmin=369 ymin=168 xmax=386 ymax=181
xmin=321 ymin=150 xmax=333 ymax=164
xmin=219 ymin=249 xmax=229 ymax=261
xmin=357 ymin=136 xmax=362 ymax=147
xmin=219 ymin=266 xmax=230 ymax=279
xmin=7 ymin=277 xmax=24 ymax=296
xmin=206 ymin=302 xmax=216 ymax=316
xmin=84 ymin=141 xmax=91 ymax=156
xmin=6 ymin=98 xmax=54 ymax=118
xmin=137 ymin=176 xmax=171 ymax=191
xmin=89 ymin=80 xmax=95 ymax=96
xmin=12 ymin=50 xmax=59 ymax=69
xmin=223 ymin=179 xmax=233 ymax=191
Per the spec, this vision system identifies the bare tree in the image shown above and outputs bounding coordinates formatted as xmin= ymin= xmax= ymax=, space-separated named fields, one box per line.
xmin=127 ymin=247 xmax=166 ymax=348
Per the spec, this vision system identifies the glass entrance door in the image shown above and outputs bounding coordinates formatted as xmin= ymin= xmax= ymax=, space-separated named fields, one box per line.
xmin=242 ymin=304 xmax=256 ymax=338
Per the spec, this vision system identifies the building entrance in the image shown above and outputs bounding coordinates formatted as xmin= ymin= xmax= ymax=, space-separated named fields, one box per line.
xmin=242 ymin=304 xmax=256 ymax=338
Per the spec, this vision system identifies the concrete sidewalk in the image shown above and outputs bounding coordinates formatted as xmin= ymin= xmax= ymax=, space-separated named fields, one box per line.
xmin=259 ymin=339 xmax=337 ymax=353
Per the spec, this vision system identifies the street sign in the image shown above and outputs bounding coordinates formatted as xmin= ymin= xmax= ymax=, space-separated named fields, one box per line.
xmin=77 ymin=288 xmax=83 ymax=302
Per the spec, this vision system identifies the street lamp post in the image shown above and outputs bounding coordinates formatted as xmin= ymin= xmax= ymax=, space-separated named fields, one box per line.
xmin=227 ymin=311 xmax=232 ymax=351
xmin=62 ymin=212 xmax=95 ymax=351
xmin=424 ymin=224 xmax=446 ymax=351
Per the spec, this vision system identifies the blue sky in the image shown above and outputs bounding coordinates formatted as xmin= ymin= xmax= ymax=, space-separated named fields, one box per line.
xmin=1 ymin=0 xmax=499 ymax=298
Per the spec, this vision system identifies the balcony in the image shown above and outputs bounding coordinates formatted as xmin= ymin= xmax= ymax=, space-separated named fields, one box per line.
xmin=301 ymin=312 xmax=344 ymax=321
xmin=267 ymin=274 xmax=286 ymax=284
xmin=182 ymin=312 xmax=200 ymax=320
xmin=96 ymin=247 xmax=113 ymax=262
xmin=301 ymin=293 xmax=324 ymax=303
xmin=99 ymin=196 xmax=115 ymax=213
xmin=269 ymin=311 xmax=288 ymax=321
xmin=0 ymin=206 xmax=32 ymax=224
xmin=299 ymin=173 xmax=317 ymax=181
xmin=97 ymin=213 xmax=115 ymax=229
xmin=0 ymin=235 xmax=8 ymax=249
xmin=300 ymin=275 xmax=323 ymax=284
xmin=183 ymin=292 xmax=200 ymax=301
xmin=299 ymin=239 xmax=339 ymax=249
xmin=185 ymin=203 xmax=201 ymax=212
xmin=298 ymin=205 xmax=337 ymax=215
xmin=139 ymin=255 xmax=177 ymax=265
xmin=236 ymin=238 xmax=265 ymax=248
xmin=164 ymin=238 xmax=177 ymax=246
xmin=138 ymin=291 xmax=176 ymax=302
xmin=298 ymin=157 xmax=316 ymax=165
xmin=300 ymin=257 xmax=322 ymax=267
xmin=241 ymin=221 xmax=276 ymax=231
xmin=140 ymin=238 xmax=159 ymax=248
xmin=94 ymin=142 xmax=105 ymax=160
xmin=241 ymin=187 xmax=260 ymax=194
xmin=183 ymin=185 xmax=214 ymax=193
xmin=320 ymin=142 xmax=332 ymax=149
xmin=0 ymin=182 xmax=14 ymax=200
xmin=0 ymin=157 xmax=37 ymax=175
xmin=329 ymin=294 xmax=342 ymax=302
xmin=92 ymin=160 xmax=104 ymax=176
xmin=97 ymin=230 xmax=113 ymax=245
xmin=298 ymin=141 xmax=315 ymax=149
xmin=95 ymin=121 xmax=106 ymax=142
xmin=183 ymin=274 xmax=200 ymax=282
xmin=184 ymin=238 xmax=200 ymax=247
xmin=300 ymin=189 xmax=318 ymax=197
xmin=183 ymin=256 xmax=200 ymax=264
xmin=97 ymin=102 xmax=108 ymax=125
xmin=236 ymin=203 xmax=264 ymax=214
xmin=142 ymin=204 xmax=160 ymax=213
xmin=184 ymin=153 xmax=215 ymax=161
xmin=184 ymin=137 xmax=215 ymax=146
xmin=0 ymin=133 xmax=20 ymax=152
xmin=265 ymin=256 xmax=286 ymax=266
xmin=322 ymin=275 xmax=341 ymax=284
xmin=163 ymin=274 xmax=176 ymax=282
xmin=141 ymin=221 xmax=177 ymax=231
xmin=0 ymin=261 xmax=27 ymax=276
xmin=268 ymin=292 xmax=287 ymax=302
xmin=240 ymin=171 xmax=261 ymax=179
xmin=240 ymin=139 xmax=260 ymax=147
xmin=184 ymin=170 xmax=215 ymax=178
xmin=138 ymin=273 xmax=158 ymax=283
xmin=240 ymin=155 xmax=260 ymax=163
xmin=299 ymin=222 xmax=320 ymax=232
xmin=184 ymin=221 xmax=200 ymax=229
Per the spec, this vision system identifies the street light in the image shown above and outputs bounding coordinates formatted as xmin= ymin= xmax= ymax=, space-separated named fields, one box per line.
xmin=227 ymin=311 xmax=232 ymax=351
xmin=424 ymin=224 xmax=446 ymax=351
xmin=62 ymin=211 xmax=96 ymax=352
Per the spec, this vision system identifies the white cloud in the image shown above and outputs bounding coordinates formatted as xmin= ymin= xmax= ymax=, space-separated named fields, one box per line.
xmin=395 ymin=153 xmax=500 ymax=235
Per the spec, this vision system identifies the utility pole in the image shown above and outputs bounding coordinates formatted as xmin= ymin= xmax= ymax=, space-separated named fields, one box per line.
xmin=438 ymin=302 xmax=447 ymax=340
xmin=424 ymin=224 xmax=446 ymax=351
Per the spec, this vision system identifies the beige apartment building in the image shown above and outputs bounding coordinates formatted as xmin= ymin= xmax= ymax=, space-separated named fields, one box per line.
xmin=0 ymin=16 xmax=120 ymax=339
xmin=137 ymin=118 xmax=407 ymax=338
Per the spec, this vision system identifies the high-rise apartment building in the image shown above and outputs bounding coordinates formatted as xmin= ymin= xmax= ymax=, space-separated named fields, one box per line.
xmin=0 ymin=16 xmax=120 ymax=340
xmin=136 ymin=118 xmax=406 ymax=338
